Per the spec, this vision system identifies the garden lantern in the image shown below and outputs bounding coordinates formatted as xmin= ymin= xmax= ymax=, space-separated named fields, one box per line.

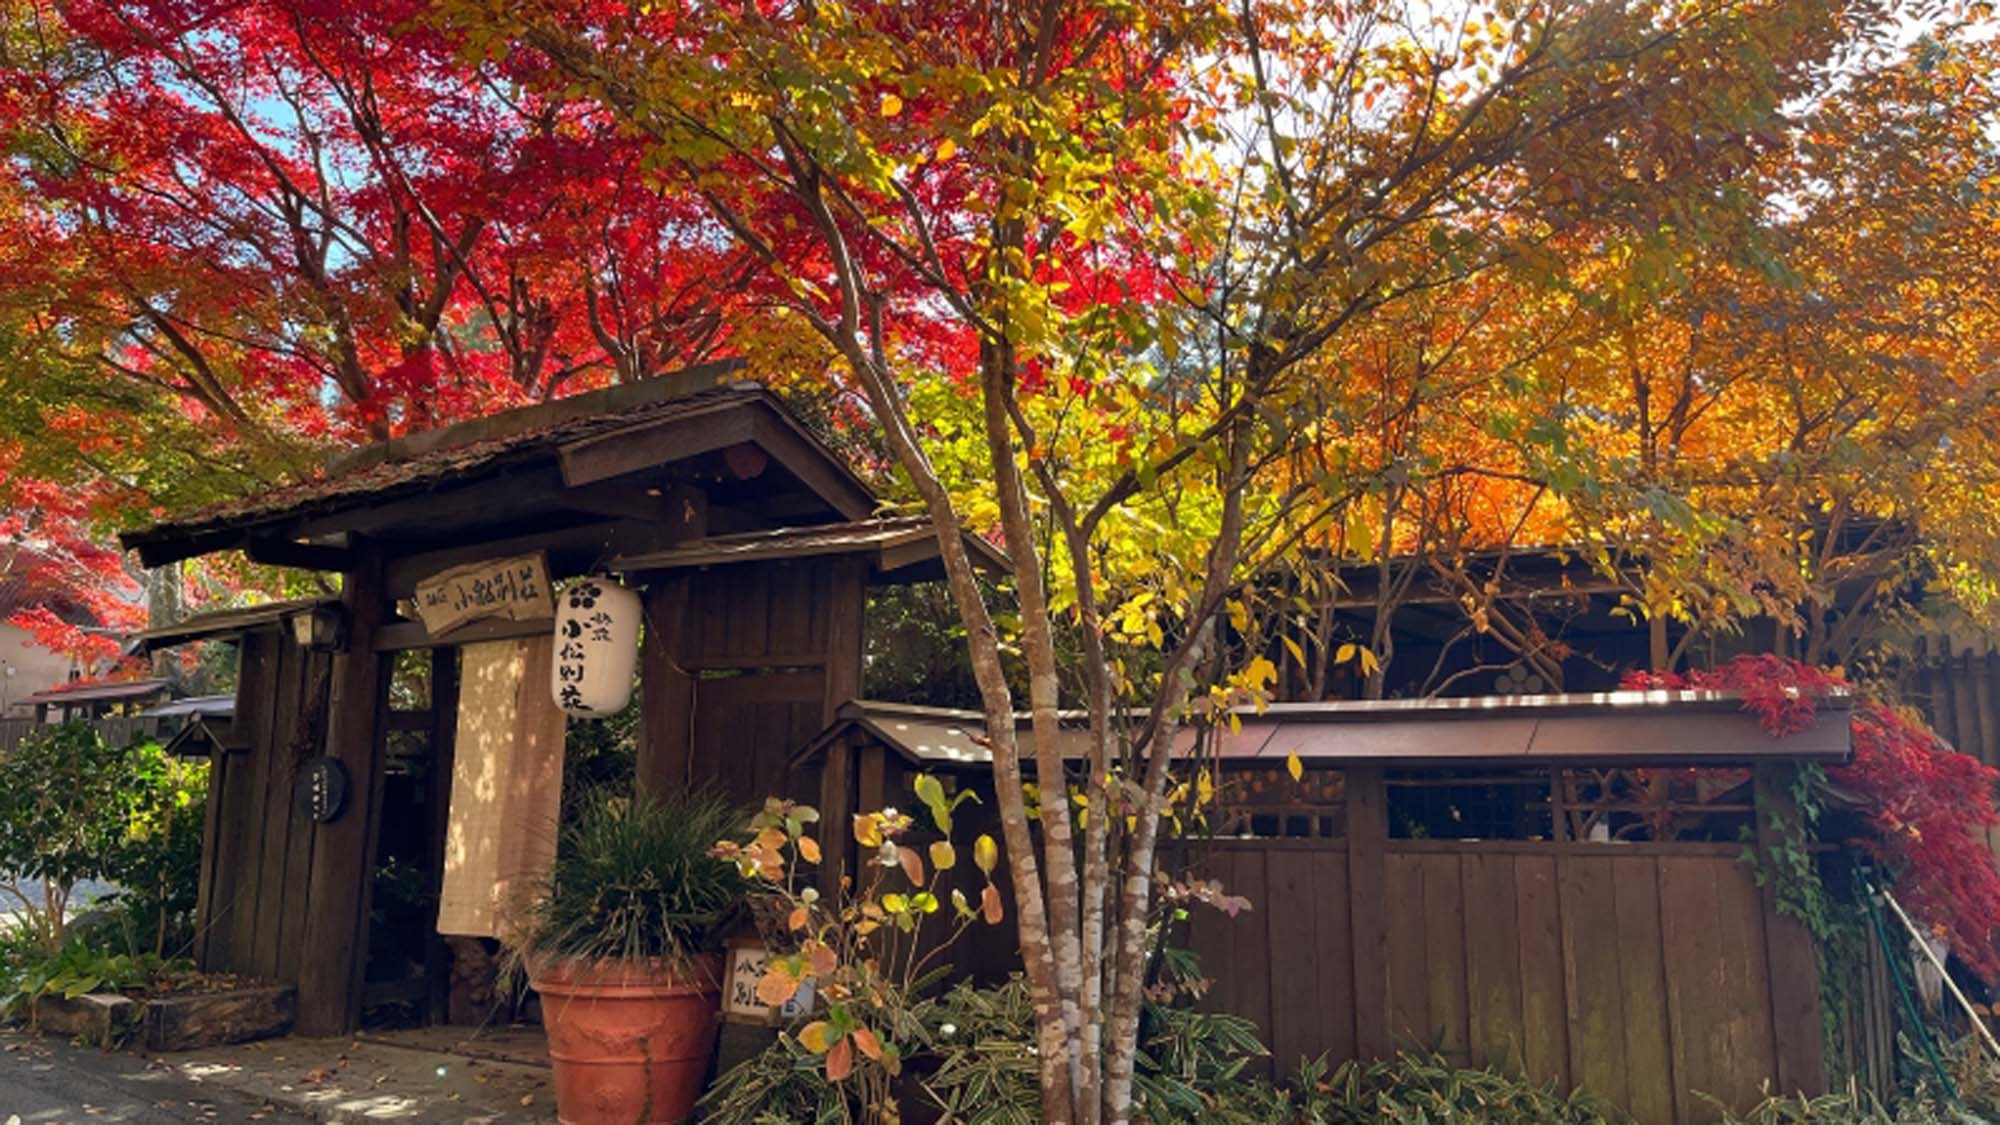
xmin=551 ymin=574 xmax=641 ymax=717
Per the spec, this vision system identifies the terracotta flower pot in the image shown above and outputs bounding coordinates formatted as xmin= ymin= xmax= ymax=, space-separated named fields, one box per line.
xmin=532 ymin=954 xmax=722 ymax=1125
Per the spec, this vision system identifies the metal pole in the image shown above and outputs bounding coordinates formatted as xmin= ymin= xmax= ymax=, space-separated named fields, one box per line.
xmin=1880 ymin=887 xmax=2000 ymax=1064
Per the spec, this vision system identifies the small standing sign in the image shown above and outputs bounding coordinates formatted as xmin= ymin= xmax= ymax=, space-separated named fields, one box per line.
xmin=723 ymin=937 xmax=814 ymax=1025
xmin=413 ymin=553 xmax=555 ymax=636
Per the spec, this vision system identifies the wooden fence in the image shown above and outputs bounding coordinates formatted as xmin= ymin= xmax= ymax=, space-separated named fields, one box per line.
xmin=1177 ymin=769 xmax=1824 ymax=1125
xmin=0 ymin=715 xmax=163 ymax=754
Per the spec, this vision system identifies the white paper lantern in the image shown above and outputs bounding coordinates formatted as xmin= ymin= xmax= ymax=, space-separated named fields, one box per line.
xmin=551 ymin=575 xmax=641 ymax=717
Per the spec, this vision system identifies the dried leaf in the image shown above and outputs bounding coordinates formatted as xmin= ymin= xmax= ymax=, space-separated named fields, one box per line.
xmin=807 ymin=941 xmax=838 ymax=977
xmin=797 ymin=835 xmax=822 ymax=864
xmin=826 ymin=1036 xmax=854 ymax=1082
xmin=898 ymin=845 xmax=925 ymax=886
xmin=982 ymin=884 xmax=1004 ymax=925
xmin=851 ymin=1026 xmax=883 ymax=1061
xmin=756 ymin=965 xmax=799 ymax=1006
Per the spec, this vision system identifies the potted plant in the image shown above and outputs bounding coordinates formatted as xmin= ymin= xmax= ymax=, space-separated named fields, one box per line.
xmin=509 ymin=788 xmax=742 ymax=1125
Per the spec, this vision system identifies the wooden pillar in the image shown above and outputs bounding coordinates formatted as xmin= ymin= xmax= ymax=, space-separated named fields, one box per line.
xmin=635 ymin=486 xmax=704 ymax=798
xmin=296 ymin=548 xmax=390 ymax=1036
xmin=1753 ymin=763 xmax=1828 ymax=1097
xmin=638 ymin=576 xmax=694 ymax=796
xmin=816 ymin=733 xmax=856 ymax=892
xmin=1346 ymin=764 xmax=1390 ymax=1058
xmin=424 ymin=646 xmax=460 ymax=1026
xmin=821 ymin=557 xmax=867 ymax=724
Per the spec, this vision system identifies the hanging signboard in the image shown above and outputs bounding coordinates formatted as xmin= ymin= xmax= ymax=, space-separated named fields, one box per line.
xmin=413 ymin=552 xmax=555 ymax=636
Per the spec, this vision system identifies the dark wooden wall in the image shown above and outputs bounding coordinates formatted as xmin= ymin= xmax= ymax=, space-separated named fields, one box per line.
xmin=639 ymin=558 xmax=865 ymax=806
xmin=194 ymin=630 xmax=332 ymax=983
xmin=1903 ymin=638 xmax=2000 ymax=770
xmin=1178 ymin=773 xmax=1824 ymax=1125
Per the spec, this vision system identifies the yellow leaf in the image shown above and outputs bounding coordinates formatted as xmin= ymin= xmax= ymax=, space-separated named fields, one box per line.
xmin=1286 ymin=752 xmax=1304 ymax=783
xmin=936 ymin=137 xmax=957 ymax=161
xmin=1282 ymin=635 xmax=1306 ymax=666
xmin=798 ymin=836 xmax=822 ymax=864
xmin=880 ymin=93 xmax=903 ymax=118
xmin=883 ymin=893 xmax=909 ymax=913
xmin=973 ymin=834 xmax=999 ymax=874
xmin=929 ymin=841 xmax=957 ymax=871
xmin=1336 ymin=643 xmax=1358 ymax=664
xmin=799 ymin=1020 xmax=833 ymax=1053
xmin=853 ymin=814 xmax=882 ymax=848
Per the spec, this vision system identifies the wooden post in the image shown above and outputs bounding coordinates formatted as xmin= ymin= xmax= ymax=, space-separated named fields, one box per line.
xmin=295 ymin=548 xmax=390 ymax=1036
xmin=816 ymin=732 xmax=855 ymax=893
xmin=1346 ymin=765 xmax=1390 ymax=1059
xmin=425 ymin=646 xmax=460 ymax=1026
xmin=638 ymin=576 xmax=695 ymax=796
xmin=1754 ymin=763 xmax=1828 ymax=1097
xmin=821 ymin=557 xmax=867 ymax=724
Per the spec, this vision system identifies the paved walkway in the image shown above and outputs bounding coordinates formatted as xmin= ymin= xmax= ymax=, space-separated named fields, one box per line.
xmin=157 ymin=1035 xmax=555 ymax=1125
xmin=0 ymin=1030 xmax=300 ymax=1124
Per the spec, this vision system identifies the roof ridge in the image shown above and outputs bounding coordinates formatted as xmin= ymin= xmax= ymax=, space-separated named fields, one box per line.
xmin=329 ymin=359 xmax=751 ymax=477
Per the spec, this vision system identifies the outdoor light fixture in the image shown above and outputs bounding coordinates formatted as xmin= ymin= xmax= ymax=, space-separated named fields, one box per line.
xmin=289 ymin=604 xmax=349 ymax=652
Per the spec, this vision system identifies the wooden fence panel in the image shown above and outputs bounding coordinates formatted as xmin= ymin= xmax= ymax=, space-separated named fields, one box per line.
xmin=1183 ymin=840 xmax=1813 ymax=1125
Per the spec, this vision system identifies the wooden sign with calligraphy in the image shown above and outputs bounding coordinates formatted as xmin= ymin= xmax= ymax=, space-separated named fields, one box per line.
xmin=413 ymin=552 xmax=555 ymax=636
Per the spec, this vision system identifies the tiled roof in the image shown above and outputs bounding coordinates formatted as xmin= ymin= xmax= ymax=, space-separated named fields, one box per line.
xmin=122 ymin=375 xmax=765 ymax=548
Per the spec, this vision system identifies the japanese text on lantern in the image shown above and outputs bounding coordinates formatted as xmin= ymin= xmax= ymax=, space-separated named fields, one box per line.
xmin=413 ymin=553 xmax=555 ymax=635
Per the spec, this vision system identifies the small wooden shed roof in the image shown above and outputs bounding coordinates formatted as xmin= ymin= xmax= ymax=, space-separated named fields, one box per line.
xmin=20 ymin=677 xmax=174 ymax=707
xmin=798 ymin=691 xmax=1853 ymax=769
xmin=118 ymin=365 xmax=878 ymax=568
xmin=127 ymin=598 xmax=340 ymax=654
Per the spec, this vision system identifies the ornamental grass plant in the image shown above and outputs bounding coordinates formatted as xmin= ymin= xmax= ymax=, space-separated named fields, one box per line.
xmin=509 ymin=787 xmax=742 ymax=970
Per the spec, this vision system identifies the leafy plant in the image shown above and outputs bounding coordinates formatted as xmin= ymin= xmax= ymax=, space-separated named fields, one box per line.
xmin=101 ymin=742 xmax=208 ymax=957
xmin=0 ymin=723 xmax=205 ymax=953
xmin=508 ymin=787 xmax=742 ymax=972
xmin=4 ymin=939 xmax=190 ymax=1022
xmin=708 ymin=779 xmax=1007 ymax=1119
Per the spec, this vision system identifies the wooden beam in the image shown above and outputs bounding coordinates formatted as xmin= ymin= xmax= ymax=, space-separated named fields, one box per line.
xmin=245 ymin=536 xmax=357 ymax=572
xmin=334 ymin=359 xmax=746 ymax=476
xmin=749 ymin=411 xmax=876 ymax=521
xmin=558 ymin=404 xmax=756 ymax=489
xmin=374 ymin=615 xmax=554 ymax=652
xmin=294 ymin=546 xmax=390 ymax=1037
xmin=384 ymin=518 xmax=687 ymax=599
xmin=289 ymin=466 xmax=574 ymax=542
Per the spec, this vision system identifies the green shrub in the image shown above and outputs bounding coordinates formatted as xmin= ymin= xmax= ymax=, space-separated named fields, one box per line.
xmin=509 ymin=787 xmax=742 ymax=969
xmin=3 ymin=936 xmax=192 ymax=1018
xmin=0 ymin=724 xmax=206 ymax=955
